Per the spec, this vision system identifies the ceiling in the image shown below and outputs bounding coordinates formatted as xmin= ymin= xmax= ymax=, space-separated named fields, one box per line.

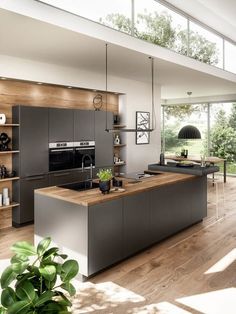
xmin=0 ymin=8 xmax=236 ymax=100
xmin=165 ymin=0 xmax=236 ymax=42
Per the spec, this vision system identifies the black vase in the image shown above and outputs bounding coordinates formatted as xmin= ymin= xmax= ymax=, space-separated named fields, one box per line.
xmin=99 ymin=180 xmax=111 ymax=194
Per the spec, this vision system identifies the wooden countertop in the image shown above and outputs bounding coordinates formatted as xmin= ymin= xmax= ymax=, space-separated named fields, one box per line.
xmin=35 ymin=172 xmax=197 ymax=207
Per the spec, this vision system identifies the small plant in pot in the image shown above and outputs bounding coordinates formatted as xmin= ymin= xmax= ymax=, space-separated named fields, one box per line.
xmin=0 ymin=237 xmax=78 ymax=314
xmin=97 ymin=168 xmax=113 ymax=194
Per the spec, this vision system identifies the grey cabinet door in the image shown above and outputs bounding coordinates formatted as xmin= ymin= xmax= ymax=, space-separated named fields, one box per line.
xmin=123 ymin=193 xmax=150 ymax=257
xmin=49 ymin=108 xmax=74 ymax=142
xmin=18 ymin=106 xmax=49 ymax=177
xmin=88 ymin=199 xmax=123 ymax=275
xmin=49 ymin=170 xmax=88 ymax=186
xmin=74 ymin=110 xmax=95 ymax=141
xmin=95 ymin=111 xmax=113 ymax=167
xmin=13 ymin=175 xmax=49 ymax=225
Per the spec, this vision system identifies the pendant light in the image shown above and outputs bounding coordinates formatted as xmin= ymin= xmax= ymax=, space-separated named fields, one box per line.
xmin=105 ymin=44 xmax=155 ymax=133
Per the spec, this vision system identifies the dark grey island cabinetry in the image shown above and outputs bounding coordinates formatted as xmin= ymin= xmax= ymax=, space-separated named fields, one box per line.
xmin=35 ymin=173 xmax=208 ymax=278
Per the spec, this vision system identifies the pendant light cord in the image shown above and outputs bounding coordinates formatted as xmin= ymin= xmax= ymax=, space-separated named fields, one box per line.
xmin=150 ymin=56 xmax=156 ymax=130
xmin=105 ymin=43 xmax=108 ymax=131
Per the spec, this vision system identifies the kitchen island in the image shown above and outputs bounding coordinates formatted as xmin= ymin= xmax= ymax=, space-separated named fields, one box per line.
xmin=35 ymin=172 xmax=207 ymax=279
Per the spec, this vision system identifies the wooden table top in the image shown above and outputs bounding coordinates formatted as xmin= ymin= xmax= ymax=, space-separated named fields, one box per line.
xmin=165 ymin=155 xmax=226 ymax=163
xmin=35 ymin=172 xmax=197 ymax=207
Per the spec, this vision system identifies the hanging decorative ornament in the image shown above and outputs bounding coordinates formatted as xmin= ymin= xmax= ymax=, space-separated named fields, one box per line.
xmin=93 ymin=94 xmax=103 ymax=111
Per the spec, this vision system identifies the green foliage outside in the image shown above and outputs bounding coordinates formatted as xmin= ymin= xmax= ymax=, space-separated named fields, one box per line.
xmin=100 ymin=11 xmax=219 ymax=65
xmin=0 ymin=237 xmax=79 ymax=313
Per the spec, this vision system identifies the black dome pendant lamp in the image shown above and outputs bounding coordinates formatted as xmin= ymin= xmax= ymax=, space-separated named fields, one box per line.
xmin=105 ymin=44 xmax=155 ymax=133
xmin=178 ymin=125 xmax=201 ymax=139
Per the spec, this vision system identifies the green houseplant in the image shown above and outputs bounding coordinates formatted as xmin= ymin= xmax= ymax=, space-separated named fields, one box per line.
xmin=97 ymin=168 xmax=113 ymax=194
xmin=0 ymin=237 xmax=78 ymax=314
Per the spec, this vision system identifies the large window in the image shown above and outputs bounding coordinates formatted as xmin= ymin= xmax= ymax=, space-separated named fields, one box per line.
xmin=163 ymin=104 xmax=208 ymax=156
xmin=37 ymin=0 xmax=236 ymax=74
xmin=134 ymin=0 xmax=187 ymax=54
xmin=189 ymin=22 xmax=223 ymax=67
xmin=162 ymin=102 xmax=236 ymax=174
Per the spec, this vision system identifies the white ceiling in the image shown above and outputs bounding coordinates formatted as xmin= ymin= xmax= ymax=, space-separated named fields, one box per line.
xmin=165 ymin=0 xmax=236 ymax=42
xmin=0 ymin=8 xmax=236 ymax=100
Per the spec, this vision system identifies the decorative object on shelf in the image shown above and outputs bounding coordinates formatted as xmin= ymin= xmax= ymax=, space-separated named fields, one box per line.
xmin=0 ymin=113 xmax=6 ymax=125
xmin=112 ymin=177 xmax=123 ymax=187
xmin=113 ymin=114 xmax=120 ymax=125
xmin=178 ymin=125 xmax=201 ymax=139
xmin=2 ymin=187 xmax=9 ymax=206
xmin=0 ymin=132 xmax=11 ymax=151
xmin=181 ymin=148 xmax=188 ymax=158
xmin=0 ymin=237 xmax=79 ymax=314
xmin=97 ymin=168 xmax=113 ymax=194
xmin=104 ymin=44 xmax=155 ymax=133
xmin=114 ymin=134 xmax=120 ymax=145
xmin=136 ymin=111 xmax=150 ymax=144
xmin=93 ymin=93 xmax=103 ymax=110
xmin=160 ymin=152 xmax=165 ymax=165
xmin=0 ymin=165 xmax=7 ymax=178
xmin=0 ymin=193 xmax=2 ymax=206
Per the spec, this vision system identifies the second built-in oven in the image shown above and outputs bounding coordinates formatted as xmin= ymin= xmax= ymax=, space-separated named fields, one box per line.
xmin=49 ymin=142 xmax=74 ymax=172
xmin=74 ymin=141 xmax=95 ymax=170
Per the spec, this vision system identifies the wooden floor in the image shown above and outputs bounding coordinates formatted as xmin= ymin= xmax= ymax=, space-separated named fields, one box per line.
xmin=1 ymin=175 xmax=236 ymax=313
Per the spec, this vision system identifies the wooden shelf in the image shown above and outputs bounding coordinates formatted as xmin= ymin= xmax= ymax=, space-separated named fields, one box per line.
xmin=0 ymin=124 xmax=19 ymax=127
xmin=114 ymin=162 xmax=126 ymax=167
xmin=114 ymin=144 xmax=126 ymax=148
xmin=0 ymin=202 xmax=19 ymax=210
xmin=0 ymin=177 xmax=19 ymax=183
xmin=113 ymin=124 xmax=126 ymax=128
xmin=0 ymin=150 xmax=19 ymax=154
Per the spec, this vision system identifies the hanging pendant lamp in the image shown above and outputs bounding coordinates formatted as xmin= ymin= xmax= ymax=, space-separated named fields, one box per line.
xmin=105 ymin=44 xmax=155 ymax=133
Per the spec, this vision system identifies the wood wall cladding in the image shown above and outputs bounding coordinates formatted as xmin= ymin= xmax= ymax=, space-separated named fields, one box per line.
xmin=0 ymin=80 xmax=119 ymax=114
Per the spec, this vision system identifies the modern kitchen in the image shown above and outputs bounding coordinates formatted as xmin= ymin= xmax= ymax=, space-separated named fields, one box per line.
xmin=0 ymin=1 xmax=236 ymax=313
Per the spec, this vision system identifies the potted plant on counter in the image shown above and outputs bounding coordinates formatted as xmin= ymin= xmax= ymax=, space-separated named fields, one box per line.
xmin=0 ymin=237 xmax=78 ymax=314
xmin=97 ymin=168 xmax=113 ymax=194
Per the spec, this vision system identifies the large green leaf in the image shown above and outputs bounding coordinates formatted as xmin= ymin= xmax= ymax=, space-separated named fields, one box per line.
xmin=60 ymin=282 xmax=76 ymax=296
xmin=61 ymin=260 xmax=79 ymax=282
xmin=7 ymin=300 xmax=31 ymax=314
xmin=34 ymin=291 xmax=54 ymax=307
xmin=43 ymin=247 xmax=59 ymax=262
xmin=11 ymin=242 xmax=37 ymax=257
xmin=11 ymin=255 xmax=29 ymax=264
xmin=1 ymin=287 xmax=16 ymax=307
xmin=16 ymin=280 xmax=36 ymax=302
xmin=54 ymin=291 xmax=72 ymax=307
xmin=11 ymin=261 xmax=29 ymax=275
xmin=39 ymin=265 xmax=56 ymax=281
xmin=39 ymin=301 xmax=64 ymax=313
xmin=37 ymin=237 xmax=51 ymax=256
xmin=0 ymin=266 xmax=17 ymax=289
xmin=0 ymin=307 xmax=7 ymax=314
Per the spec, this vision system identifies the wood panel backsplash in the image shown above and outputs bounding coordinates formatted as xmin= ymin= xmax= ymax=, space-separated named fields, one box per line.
xmin=0 ymin=80 xmax=119 ymax=115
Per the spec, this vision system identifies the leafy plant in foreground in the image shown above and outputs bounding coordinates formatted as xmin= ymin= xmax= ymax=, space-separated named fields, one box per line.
xmin=0 ymin=237 xmax=79 ymax=313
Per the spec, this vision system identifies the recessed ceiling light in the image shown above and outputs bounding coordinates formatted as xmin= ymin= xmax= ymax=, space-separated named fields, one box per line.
xmin=0 ymin=77 xmax=6 ymax=80
xmin=37 ymin=82 xmax=43 ymax=85
xmin=67 ymin=86 xmax=72 ymax=89
xmin=93 ymin=89 xmax=97 ymax=92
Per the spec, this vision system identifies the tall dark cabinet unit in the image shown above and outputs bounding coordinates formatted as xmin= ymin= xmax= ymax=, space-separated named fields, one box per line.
xmin=12 ymin=106 xmax=49 ymax=226
xmin=95 ymin=111 xmax=113 ymax=168
xmin=74 ymin=110 xmax=95 ymax=141
xmin=49 ymin=108 xmax=74 ymax=142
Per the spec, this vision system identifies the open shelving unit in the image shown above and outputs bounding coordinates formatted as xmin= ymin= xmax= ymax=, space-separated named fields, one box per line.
xmin=0 ymin=108 xmax=20 ymax=230
xmin=113 ymin=123 xmax=126 ymax=175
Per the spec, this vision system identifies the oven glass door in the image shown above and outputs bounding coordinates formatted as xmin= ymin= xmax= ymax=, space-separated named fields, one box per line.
xmin=49 ymin=148 xmax=75 ymax=171
xmin=74 ymin=147 xmax=95 ymax=169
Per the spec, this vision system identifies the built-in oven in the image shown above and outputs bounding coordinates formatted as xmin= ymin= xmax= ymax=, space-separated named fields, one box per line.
xmin=74 ymin=141 xmax=95 ymax=170
xmin=49 ymin=142 xmax=74 ymax=172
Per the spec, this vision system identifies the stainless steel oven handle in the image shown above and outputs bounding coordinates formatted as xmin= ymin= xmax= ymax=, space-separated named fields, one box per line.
xmin=75 ymin=147 xmax=95 ymax=151
xmin=50 ymin=148 xmax=74 ymax=152
xmin=53 ymin=172 xmax=71 ymax=177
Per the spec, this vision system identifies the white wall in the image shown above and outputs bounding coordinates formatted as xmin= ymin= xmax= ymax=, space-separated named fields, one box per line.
xmin=0 ymin=54 xmax=161 ymax=173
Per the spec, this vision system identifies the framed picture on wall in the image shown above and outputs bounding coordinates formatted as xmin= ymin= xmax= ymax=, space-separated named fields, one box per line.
xmin=136 ymin=111 xmax=150 ymax=144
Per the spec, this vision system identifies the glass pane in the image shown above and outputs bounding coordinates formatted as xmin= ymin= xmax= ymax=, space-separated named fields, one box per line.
xmin=189 ymin=21 xmax=223 ymax=68
xmin=134 ymin=0 xmax=188 ymax=54
xmin=210 ymin=102 xmax=236 ymax=174
xmin=39 ymin=0 xmax=132 ymax=34
xmin=225 ymin=41 xmax=236 ymax=74
xmin=163 ymin=104 xmax=208 ymax=157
